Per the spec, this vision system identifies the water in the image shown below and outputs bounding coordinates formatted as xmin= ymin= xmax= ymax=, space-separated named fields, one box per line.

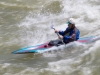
xmin=0 ymin=0 xmax=100 ymax=75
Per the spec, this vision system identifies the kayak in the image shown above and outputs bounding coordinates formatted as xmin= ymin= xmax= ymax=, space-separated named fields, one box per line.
xmin=12 ymin=35 xmax=100 ymax=54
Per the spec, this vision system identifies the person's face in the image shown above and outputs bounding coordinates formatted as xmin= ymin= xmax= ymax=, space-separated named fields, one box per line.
xmin=68 ymin=24 xmax=73 ymax=29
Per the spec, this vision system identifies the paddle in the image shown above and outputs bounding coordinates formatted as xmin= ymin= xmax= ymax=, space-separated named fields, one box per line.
xmin=51 ymin=25 xmax=60 ymax=38
xmin=51 ymin=24 xmax=65 ymax=45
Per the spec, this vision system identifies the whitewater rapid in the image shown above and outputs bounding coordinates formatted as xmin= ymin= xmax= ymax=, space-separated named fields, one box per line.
xmin=0 ymin=0 xmax=100 ymax=75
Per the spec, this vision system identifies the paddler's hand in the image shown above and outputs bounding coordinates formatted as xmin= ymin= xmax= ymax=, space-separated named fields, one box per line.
xmin=55 ymin=30 xmax=59 ymax=33
xmin=71 ymin=34 xmax=75 ymax=39
xmin=58 ymin=35 xmax=63 ymax=39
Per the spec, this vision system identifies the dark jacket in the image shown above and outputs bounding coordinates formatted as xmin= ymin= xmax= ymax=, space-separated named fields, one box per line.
xmin=59 ymin=27 xmax=80 ymax=43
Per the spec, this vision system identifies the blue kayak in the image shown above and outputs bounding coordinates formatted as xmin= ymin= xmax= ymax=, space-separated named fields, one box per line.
xmin=12 ymin=36 xmax=100 ymax=54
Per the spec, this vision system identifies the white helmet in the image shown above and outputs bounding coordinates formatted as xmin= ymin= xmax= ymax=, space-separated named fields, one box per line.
xmin=67 ymin=18 xmax=75 ymax=25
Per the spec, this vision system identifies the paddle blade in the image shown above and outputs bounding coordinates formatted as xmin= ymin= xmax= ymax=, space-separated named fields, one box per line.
xmin=50 ymin=21 xmax=55 ymax=29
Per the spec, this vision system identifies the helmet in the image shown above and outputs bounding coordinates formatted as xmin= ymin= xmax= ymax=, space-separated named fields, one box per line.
xmin=67 ymin=18 xmax=75 ymax=25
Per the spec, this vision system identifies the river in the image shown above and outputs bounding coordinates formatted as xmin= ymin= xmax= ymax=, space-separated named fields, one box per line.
xmin=0 ymin=0 xmax=100 ymax=75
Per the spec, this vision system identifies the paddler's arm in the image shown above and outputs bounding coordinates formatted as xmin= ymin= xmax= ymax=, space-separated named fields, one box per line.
xmin=70 ymin=28 xmax=80 ymax=40
xmin=55 ymin=28 xmax=69 ymax=36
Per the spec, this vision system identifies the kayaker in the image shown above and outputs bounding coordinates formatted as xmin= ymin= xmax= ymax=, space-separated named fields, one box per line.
xmin=48 ymin=18 xmax=80 ymax=46
xmin=56 ymin=18 xmax=80 ymax=43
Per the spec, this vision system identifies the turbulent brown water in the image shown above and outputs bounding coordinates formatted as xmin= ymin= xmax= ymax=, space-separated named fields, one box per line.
xmin=0 ymin=0 xmax=100 ymax=75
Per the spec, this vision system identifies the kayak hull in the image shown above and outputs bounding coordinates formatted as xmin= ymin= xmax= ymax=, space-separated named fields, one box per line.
xmin=12 ymin=36 xmax=99 ymax=54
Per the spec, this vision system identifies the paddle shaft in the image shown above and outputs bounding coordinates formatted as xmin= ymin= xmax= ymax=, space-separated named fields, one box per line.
xmin=52 ymin=27 xmax=60 ymax=37
xmin=52 ymin=27 xmax=65 ymax=45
